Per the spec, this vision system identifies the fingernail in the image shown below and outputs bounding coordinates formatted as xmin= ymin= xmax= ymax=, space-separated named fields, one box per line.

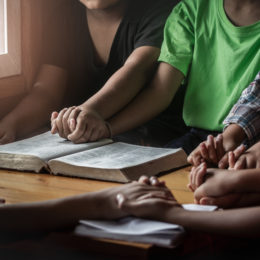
xmin=116 ymin=194 xmax=124 ymax=205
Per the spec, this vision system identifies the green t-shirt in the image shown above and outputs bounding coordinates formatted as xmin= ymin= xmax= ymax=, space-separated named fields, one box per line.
xmin=159 ymin=0 xmax=260 ymax=131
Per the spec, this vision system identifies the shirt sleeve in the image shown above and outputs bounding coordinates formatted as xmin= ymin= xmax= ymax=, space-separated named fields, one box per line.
xmin=133 ymin=0 xmax=179 ymax=49
xmin=223 ymin=72 xmax=260 ymax=146
xmin=158 ymin=2 xmax=195 ymax=77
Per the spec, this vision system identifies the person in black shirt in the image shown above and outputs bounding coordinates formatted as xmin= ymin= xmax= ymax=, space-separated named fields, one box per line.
xmin=50 ymin=0 xmax=182 ymax=146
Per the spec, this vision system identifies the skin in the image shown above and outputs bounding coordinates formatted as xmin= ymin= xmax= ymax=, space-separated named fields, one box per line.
xmin=232 ymin=141 xmax=260 ymax=169
xmin=0 ymin=65 xmax=67 ymax=144
xmin=52 ymin=0 xmax=162 ymax=143
xmin=187 ymin=124 xmax=246 ymax=168
xmin=118 ymin=171 xmax=260 ymax=237
xmin=0 ymin=179 xmax=173 ymax=232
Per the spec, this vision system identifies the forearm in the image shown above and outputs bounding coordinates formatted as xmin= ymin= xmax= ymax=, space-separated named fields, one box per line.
xmin=82 ymin=47 xmax=160 ymax=119
xmin=222 ymin=124 xmax=246 ymax=151
xmin=2 ymin=65 xmax=67 ymax=138
xmin=109 ymin=63 xmax=184 ymax=135
xmin=108 ymin=84 xmax=175 ymax=135
xmin=0 ymin=191 xmax=109 ymax=232
xmin=164 ymin=206 xmax=260 ymax=237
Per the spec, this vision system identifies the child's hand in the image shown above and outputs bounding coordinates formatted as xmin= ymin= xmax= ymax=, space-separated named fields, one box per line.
xmin=231 ymin=141 xmax=260 ymax=169
xmin=218 ymin=144 xmax=246 ymax=169
xmin=0 ymin=118 xmax=17 ymax=145
xmin=188 ymin=134 xmax=225 ymax=166
xmin=188 ymin=162 xmax=207 ymax=193
xmin=193 ymin=168 xmax=241 ymax=208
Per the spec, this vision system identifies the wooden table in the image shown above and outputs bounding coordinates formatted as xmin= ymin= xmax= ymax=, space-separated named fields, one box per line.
xmin=0 ymin=167 xmax=193 ymax=204
xmin=0 ymin=167 xmax=193 ymax=259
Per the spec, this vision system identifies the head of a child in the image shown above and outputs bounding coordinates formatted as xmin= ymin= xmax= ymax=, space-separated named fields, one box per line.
xmin=79 ymin=0 xmax=124 ymax=10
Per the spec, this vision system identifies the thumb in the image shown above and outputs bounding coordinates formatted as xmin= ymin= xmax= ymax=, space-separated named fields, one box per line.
xmin=51 ymin=112 xmax=59 ymax=134
xmin=51 ymin=111 xmax=58 ymax=121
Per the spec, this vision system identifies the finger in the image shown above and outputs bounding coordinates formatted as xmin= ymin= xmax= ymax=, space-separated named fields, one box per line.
xmin=149 ymin=176 xmax=160 ymax=186
xmin=136 ymin=191 xmax=174 ymax=201
xmin=228 ymin=151 xmax=235 ymax=169
xmin=68 ymin=107 xmax=81 ymax=132
xmin=189 ymin=167 xmax=195 ymax=191
xmin=55 ymin=108 xmax=68 ymax=138
xmin=68 ymin=113 xmax=87 ymax=141
xmin=75 ymin=127 xmax=93 ymax=143
xmin=69 ymin=118 xmax=77 ymax=133
xmin=195 ymin=162 xmax=207 ymax=188
xmin=234 ymin=157 xmax=246 ymax=170
xmin=233 ymin=144 xmax=246 ymax=159
xmin=51 ymin=111 xmax=59 ymax=134
xmin=138 ymin=176 xmax=150 ymax=185
xmin=218 ymin=153 xmax=229 ymax=169
xmin=200 ymin=142 xmax=209 ymax=162
xmin=190 ymin=166 xmax=200 ymax=191
xmin=187 ymin=183 xmax=194 ymax=192
xmin=215 ymin=134 xmax=225 ymax=161
xmin=62 ymin=107 xmax=76 ymax=138
xmin=206 ymin=135 xmax=218 ymax=164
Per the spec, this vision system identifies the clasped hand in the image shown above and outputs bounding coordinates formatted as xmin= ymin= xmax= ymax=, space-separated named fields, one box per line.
xmin=51 ymin=106 xmax=110 ymax=143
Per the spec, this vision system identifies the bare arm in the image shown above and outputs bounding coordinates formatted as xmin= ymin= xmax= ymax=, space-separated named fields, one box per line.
xmin=0 ymin=65 xmax=67 ymax=144
xmin=119 ymin=192 xmax=260 ymax=237
xmin=167 ymin=206 xmax=260 ymax=237
xmin=81 ymin=46 xmax=161 ymax=119
xmin=109 ymin=62 xmax=184 ymax=135
xmin=0 ymin=181 xmax=172 ymax=232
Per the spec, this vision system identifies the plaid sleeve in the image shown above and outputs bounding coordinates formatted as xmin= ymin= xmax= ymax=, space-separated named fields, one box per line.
xmin=223 ymin=72 xmax=260 ymax=146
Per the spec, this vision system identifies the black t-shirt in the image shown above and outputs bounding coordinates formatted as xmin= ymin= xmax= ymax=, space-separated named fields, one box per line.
xmin=42 ymin=0 xmax=179 ymax=105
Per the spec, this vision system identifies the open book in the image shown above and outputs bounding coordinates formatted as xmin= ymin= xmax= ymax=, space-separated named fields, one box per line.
xmin=0 ymin=131 xmax=187 ymax=183
xmin=76 ymin=204 xmax=217 ymax=248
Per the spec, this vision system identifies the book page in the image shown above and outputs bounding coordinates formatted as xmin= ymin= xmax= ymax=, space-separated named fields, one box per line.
xmin=0 ymin=131 xmax=112 ymax=161
xmin=51 ymin=142 xmax=185 ymax=169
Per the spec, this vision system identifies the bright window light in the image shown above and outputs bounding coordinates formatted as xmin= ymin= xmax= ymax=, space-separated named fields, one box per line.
xmin=0 ymin=0 xmax=7 ymax=55
xmin=0 ymin=0 xmax=21 ymax=78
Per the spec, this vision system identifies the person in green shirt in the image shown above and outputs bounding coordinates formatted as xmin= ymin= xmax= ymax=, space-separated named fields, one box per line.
xmin=97 ymin=0 xmax=259 ymax=154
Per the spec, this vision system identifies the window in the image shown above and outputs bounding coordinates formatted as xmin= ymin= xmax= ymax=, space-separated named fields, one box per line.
xmin=0 ymin=0 xmax=7 ymax=55
xmin=0 ymin=0 xmax=21 ymax=78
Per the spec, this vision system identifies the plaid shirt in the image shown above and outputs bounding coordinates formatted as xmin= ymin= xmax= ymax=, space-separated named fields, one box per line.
xmin=223 ymin=72 xmax=260 ymax=147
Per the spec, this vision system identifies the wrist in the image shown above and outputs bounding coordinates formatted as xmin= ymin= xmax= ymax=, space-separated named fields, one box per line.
xmin=222 ymin=124 xmax=246 ymax=151
xmin=105 ymin=121 xmax=113 ymax=138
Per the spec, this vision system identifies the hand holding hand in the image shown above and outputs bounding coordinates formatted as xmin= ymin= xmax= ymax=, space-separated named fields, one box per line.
xmin=187 ymin=135 xmax=226 ymax=167
xmin=230 ymin=142 xmax=260 ymax=169
xmin=116 ymin=184 xmax=180 ymax=221
xmin=67 ymin=107 xmax=110 ymax=143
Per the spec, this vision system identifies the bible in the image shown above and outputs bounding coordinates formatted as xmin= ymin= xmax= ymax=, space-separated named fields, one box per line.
xmin=0 ymin=131 xmax=187 ymax=182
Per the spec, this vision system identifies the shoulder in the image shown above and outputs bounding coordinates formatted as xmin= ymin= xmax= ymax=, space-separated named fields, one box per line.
xmin=170 ymin=0 xmax=211 ymax=18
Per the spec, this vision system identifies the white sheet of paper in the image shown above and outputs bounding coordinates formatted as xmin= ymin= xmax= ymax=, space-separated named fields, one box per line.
xmin=80 ymin=204 xmax=217 ymax=235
